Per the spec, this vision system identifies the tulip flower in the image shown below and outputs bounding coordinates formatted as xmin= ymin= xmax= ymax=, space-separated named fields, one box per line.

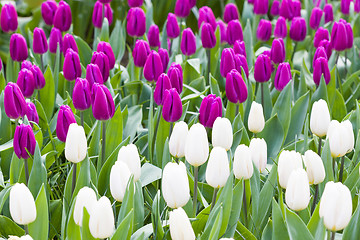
xmin=174 ymin=0 xmax=191 ymax=18
xmin=4 ymin=82 xmax=27 ymax=119
xmin=184 ymin=123 xmax=209 ymax=167
xmin=73 ymin=187 xmax=97 ymax=226
xmin=217 ymin=20 xmax=227 ymax=44
xmin=225 ymin=69 xmax=248 ymax=104
xmin=17 ymin=69 xmax=35 ymax=98
xmin=201 ymin=23 xmax=216 ymax=49
xmin=274 ymin=16 xmax=287 ymax=39
xmin=49 ymin=27 xmax=63 ymax=54
xmin=341 ymin=0 xmax=351 ymax=15
xmin=279 ymin=0 xmax=294 ymax=20
xmin=154 ymin=73 xmax=172 ymax=106
xmin=9 ymin=235 xmax=33 ymax=240
xmin=254 ymin=54 xmax=272 ymax=82
xmin=309 ymin=7 xmax=323 ymax=30
xmin=168 ymin=63 xmax=183 ymax=94
xmin=220 ymin=48 xmax=236 ymax=78
xmin=41 ymin=0 xmax=58 ymax=26
xmin=14 ymin=124 xmax=36 ymax=160
xmin=249 ymin=138 xmax=267 ymax=173
xmin=10 ymin=34 xmax=28 ymax=62
xmin=289 ymin=17 xmax=307 ymax=42
xmin=117 ymin=144 xmax=141 ymax=181
xmin=189 ymin=0 xmax=196 ymax=8
xmin=318 ymin=40 xmax=332 ymax=59
xmin=285 ymin=169 xmax=310 ymax=211
xmin=254 ymin=0 xmax=268 ymax=15
xmin=148 ymin=24 xmax=161 ymax=48
xmin=330 ymin=21 xmax=348 ymax=52
xmin=166 ymin=13 xmax=180 ymax=39
xmin=198 ymin=6 xmax=217 ymax=31
xmin=310 ymin=99 xmax=331 ymax=138
xmin=97 ymin=41 xmax=115 ymax=70
xmin=162 ymin=161 xmax=190 ymax=208
xmin=212 ymin=117 xmax=233 ymax=150
xmin=110 ymin=161 xmax=132 ymax=202
xmin=143 ymin=50 xmax=163 ymax=82
xmin=63 ymin=49 xmax=81 ymax=81
xmin=303 ymin=150 xmax=325 ymax=185
xmin=86 ymin=64 xmax=104 ymax=88
xmin=234 ymin=40 xmax=246 ymax=57
xmin=89 ymin=196 xmax=115 ymax=238
xmin=313 ymin=47 xmax=328 ymax=67
xmin=292 ymin=0 xmax=301 ymax=17
xmin=169 ymin=121 xmax=188 ymax=158
xmin=206 ymin=147 xmax=230 ymax=189
xmin=278 ymin=150 xmax=303 ymax=189
xmin=270 ymin=0 xmax=280 ymax=15
xmin=63 ymin=33 xmax=78 ymax=54
xmin=248 ymin=101 xmax=265 ymax=133
xmin=21 ymin=61 xmax=32 ymax=70
xmin=133 ymin=40 xmax=151 ymax=68
xmin=91 ymin=83 xmax=115 ymax=121
xmin=313 ymin=27 xmax=329 ymax=48
xmin=181 ymin=28 xmax=196 ymax=56
xmin=91 ymin=51 xmax=110 ymax=82
xmin=33 ymin=27 xmax=48 ymax=55
xmin=53 ymin=1 xmax=72 ymax=32
xmin=227 ymin=20 xmax=243 ymax=45
xmin=355 ymin=0 xmax=360 ymax=12
xmin=162 ymin=89 xmax=183 ymax=123
xmin=344 ymin=21 xmax=353 ymax=50
xmin=224 ymin=3 xmax=239 ymax=23
xmin=256 ymin=19 xmax=272 ymax=42
xmin=128 ymin=0 xmax=144 ymax=7
xmin=169 ymin=208 xmax=195 ymax=240
xmin=0 ymin=4 xmax=18 ymax=33
xmin=271 ymin=38 xmax=285 ymax=64
xmin=10 ymin=183 xmax=36 ymax=225
xmin=92 ymin=1 xmax=113 ymax=28
xmin=274 ymin=62 xmax=292 ymax=91
xmin=30 ymin=65 xmax=45 ymax=90
xmin=199 ymin=94 xmax=222 ymax=128
xmin=56 ymin=105 xmax=77 ymax=142
xmin=322 ymin=4 xmax=333 ymax=24
xmin=26 ymin=102 xmax=39 ymax=125
xmin=72 ymin=78 xmax=91 ymax=111
xmin=313 ymin=57 xmax=330 ymax=85
xmin=127 ymin=7 xmax=146 ymax=37
xmin=327 ymin=120 xmax=354 ymax=158
xmin=234 ymin=144 xmax=254 ymax=180
xmin=158 ymin=48 xmax=170 ymax=72
xmin=319 ymin=181 xmax=352 ymax=231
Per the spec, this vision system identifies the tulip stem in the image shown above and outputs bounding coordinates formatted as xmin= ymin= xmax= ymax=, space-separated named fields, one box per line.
xmin=291 ymin=43 xmax=297 ymax=64
xmin=72 ymin=163 xmax=77 ymax=194
xmin=243 ymin=180 xmax=248 ymax=228
xmin=311 ymin=184 xmax=318 ymax=213
xmin=169 ymin=122 xmax=174 ymax=136
xmin=330 ymin=231 xmax=335 ymax=240
xmin=261 ymin=83 xmax=264 ymax=110
xmin=24 ymin=225 xmax=29 ymax=234
xmin=40 ymin=54 xmax=45 ymax=73
xmin=193 ymin=166 xmax=198 ymax=217
xmin=207 ymin=49 xmax=211 ymax=85
xmin=339 ymin=156 xmax=345 ymax=182
xmin=80 ymin=111 xmax=84 ymax=127
xmin=101 ymin=121 xmax=106 ymax=166
xmin=318 ymin=137 xmax=322 ymax=156
xmin=344 ymin=51 xmax=348 ymax=76
xmin=24 ymin=158 xmax=29 ymax=186
xmin=179 ymin=18 xmax=183 ymax=54
xmin=210 ymin=188 xmax=218 ymax=211
xmin=151 ymin=106 xmax=162 ymax=164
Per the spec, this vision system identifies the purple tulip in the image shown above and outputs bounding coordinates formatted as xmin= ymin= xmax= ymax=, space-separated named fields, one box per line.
xmin=271 ymin=38 xmax=285 ymax=64
xmin=274 ymin=62 xmax=292 ymax=91
xmin=355 ymin=0 xmax=360 ymax=13
xmin=198 ymin=6 xmax=217 ymax=31
xmin=162 ymin=88 xmax=183 ymax=123
xmin=289 ymin=17 xmax=307 ymax=42
xmin=174 ymin=0 xmax=191 ymax=18
xmin=224 ymin=3 xmax=239 ymax=23
xmin=91 ymin=51 xmax=110 ymax=82
xmin=17 ymin=69 xmax=35 ymax=98
xmin=220 ymin=48 xmax=236 ymax=78
xmin=201 ymin=23 xmax=216 ymax=49
xmin=158 ymin=48 xmax=169 ymax=72
xmin=318 ymin=40 xmax=332 ymax=59
xmin=233 ymin=40 xmax=246 ymax=57
xmin=226 ymin=69 xmax=248 ymax=104
xmin=235 ymin=54 xmax=249 ymax=78
xmin=143 ymin=50 xmax=163 ymax=82
xmin=279 ymin=0 xmax=294 ymax=20
xmin=73 ymin=78 xmax=92 ymax=111
xmin=166 ymin=13 xmax=180 ymax=39
xmin=0 ymin=4 xmax=18 ymax=33
xmin=199 ymin=94 xmax=222 ymax=128
xmin=10 ymin=34 xmax=28 ymax=62
xmin=99 ymin=0 xmax=111 ymax=3
xmin=154 ymin=73 xmax=172 ymax=105
xmin=127 ymin=7 xmax=146 ymax=37
xmin=86 ymin=64 xmax=104 ymax=88
xmin=26 ymin=102 xmax=39 ymax=125
xmin=256 ymin=19 xmax=272 ymax=42
xmin=313 ymin=27 xmax=329 ymax=48
xmin=56 ymin=105 xmax=77 ymax=142
xmin=148 ymin=24 xmax=161 ymax=48
xmin=344 ymin=20 xmax=353 ymax=49
xmin=189 ymin=0 xmax=196 ymax=8
xmin=128 ymin=0 xmax=144 ymax=7
xmin=133 ymin=40 xmax=151 ymax=68
xmin=63 ymin=49 xmax=82 ymax=81
xmin=274 ymin=16 xmax=287 ymax=38
xmin=41 ymin=0 xmax=58 ymax=26
xmin=4 ymin=82 xmax=27 ymax=119
xmin=168 ymin=63 xmax=183 ymax=94
xmin=331 ymin=20 xmax=351 ymax=51
xmin=97 ymin=41 xmax=115 ymax=69
xmin=53 ymin=1 xmax=72 ymax=32
xmin=21 ymin=60 xmax=33 ymax=70
xmin=49 ymin=27 xmax=63 ymax=54
xmin=63 ymin=33 xmax=78 ymax=55
xmin=33 ymin=28 xmax=48 ymax=55
xmin=217 ymin=20 xmax=228 ymax=44
xmin=92 ymin=1 xmax=113 ymax=28
xmin=0 ymin=58 xmax=2 ymax=71
xmin=14 ymin=124 xmax=36 ymax=159
xmin=227 ymin=20 xmax=243 ymax=45
xmin=31 ymin=65 xmax=46 ymax=90
xmin=254 ymin=0 xmax=269 ymax=15
xmin=292 ymin=0 xmax=301 ymax=17
xmin=254 ymin=54 xmax=272 ymax=82
xmin=341 ymin=0 xmax=351 ymax=15
xmin=309 ymin=7 xmax=323 ymax=30
xmin=313 ymin=47 xmax=328 ymax=68
xmin=313 ymin=57 xmax=330 ymax=85
xmin=181 ymin=28 xmax=196 ymax=56
xmin=91 ymin=83 xmax=115 ymax=120
xmin=271 ymin=0 xmax=280 ymax=15
xmin=324 ymin=4 xmax=333 ymax=24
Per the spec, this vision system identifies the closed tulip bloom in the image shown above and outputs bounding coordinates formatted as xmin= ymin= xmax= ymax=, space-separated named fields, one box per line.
xmin=249 ymin=138 xmax=267 ymax=173
xmin=143 ymin=50 xmax=163 ymax=82
xmin=91 ymin=51 xmax=110 ymax=82
xmin=162 ymin=89 xmax=183 ymax=123
xmin=220 ymin=48 xmax=236 ymax=77
xmin=227 ymin=20 xmax=243 ymax=45
xmin=224 ymin=3 xmax=239 ymax=23
xmin=290 ymin=17 xmax=307 ymax=42
xmin=181 ymin=28 xmax=196 ymax=56
xmin=10 ymin=34 xmax=28 ymax=62
xmin=86 ymin=64 xmax=104 ymax=88
xmin=174 ymin=0 xmax=191 ymax=18
xmin=30 ymin=65 xmax=46 ymax=90
xmin=166 ymin=13 xmax=180 ymax=39
xmin=184 ymin=123 xmax=209 ymax=167
xmin=234 ymin=40 xmax=246 ymax=57
xmin=303 ymin=150 xmax=325 ymax=185
xmin=158 ymin=48 xmax=170 ymax=72
xmin=127 ymin=7 xmax=146 ymax=37
xmin=110 ymin=161 xmax=132 ymax=202
xmin=26 ymin=102 xmax=39 ymax=124
xmin=285 ymin=169 xmax=310 ymax=211
xmin=271 ymin=38 xmax=285 ymax=64
xmin=133 ymin=40 xmax=151 ymax=68
xmin=0 ymin=4 xmax=18 ymax=33
xmin=310 ymin=7 xmax=323 ymax=30
xmin=225 ymin=69 xmax=248 ymax=104
xmin=206 ymin=147 xmax=230 ymax=188
xmin=63 ymin=33 xmax=78 ymax=54
xmin=292 ymin=0 xmax=301 ymax=17
xmin=341 ymin=0 xmax=351 ymax=15
xmin=162 ymin=161 xmax=190 ymax=208
xmin=49 ymin=27 xmax=63 ymax=54
xmin=117 ymin=144 xmax=141 ymax=181
xmin=91 ymin=83 xmax=115 ymax=121
xmin=13 ymin=124 xmax=36 ymax=160
xmin=198 ymin=6 xmax=217 ymax=31
xmin=4 ymin=82 xmax=27 ymax=119
xmin=234 ymin=145 xmax=254 ymax=180
xmin=189 ymin=0 xmax=196 ymax=8
xmin=199 ymin=94 xmax=222 ymax=128
xmin=313 ymin=47 xmax=327 ymax=68
xmin=169 ymin=208 xmax=195 ymax=240
xmin=313 ymin=57 xmax=330 ymax=85
xmin=168 ymin=63 xmax=183 ymax=94
xmin=355 ymin=0 xmax=360 ymax=12
xmin=201 ymin=23 xmax=216 ymax=49
xmin=73 ymin=187 xmax=97 ymax=226
xmin=92 ymin=1 xmax=113 ymax=28
xmin=33 ymin=27 xmax=48 ymax=54
xmin=310 ymin=99 xmax=331 ymax=137
xmin=327 ymin=120 xmax=354 ymax=157
xmin=128 ymin=0 xmax=144 ymax=7
xmin=99 ymin=0 xmax=112 ymax=3
xmin=56 ymin=105 xmax=77 ymax=142
xmin=274 ymin=62 xmax=292 ymax=91
xmin=148 ymin=24 xmax=161 ymax=48
xmin=217 ymin=20 xmax=228 ymax=44
xmin=274 ymin=16 xmax=287 ymax=38
xmin=169 ymin=121 xmax=188 ymax=158
xmin=278 ymin=150 xmax=303 ymax=189
xmin=319 ymin=181 xmax=352 ymax=231
xmin=65 ymin=123 xmax=87 ymax=163
xmin=41 ymin=0 xmax=57 ymax=25
xmin=10 ymin=183 xmax=36 ymax=225
xmin=21 ymin=60 xmax=32 ymax=70
xmin=344 ymin=20 xmax=353 ymax=49
xmin=256 ymin=19 xmax=272 ymax=42
xmin=331 ymin=21 xmax=348 ymax=52
xmin=318 ymin=40 xmax=332 ymax=59
xmin=17 ymin=69 xmax=35 ymax=98
xmin=89 ymin=197 xmax=115 ymax=238
xmin=97 ymin=41 xmax=115 ymax=69
xmin=248 ymin=101 xmax=265 ymax=133
xmin=73 ymin=78 xmax=91 ymax=111
xmin=234 ymin=54 xmax=249 ymax=78
xmin=271 ymin=0 xmax=280 ymax=15
xmin=212 ymin=117 xmax=233 ymax=150
xmin=279 ymin=0 xmax=294 ymax=20
xmin=154 ymin=74 xmax=172 ymax=105
xmin=324 ymin=4 xmax=333 ymax=24
xmin=313 ymin=27 xmax=329 ymax=48
xmin=63 ymin=49 xmax=81 ymax=81
xmin=53 ymin=1 xmax=72 ymax=32
xmin=254 ymin=54 xmax=272 ymax=82
xmin=254 ymin=0 xmax=269 ymax=15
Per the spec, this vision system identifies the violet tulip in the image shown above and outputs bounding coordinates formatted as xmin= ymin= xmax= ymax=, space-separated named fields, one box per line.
xmin=220 ymin=48 xmax=236 ymax=77
xmin=199 ymin=94 xmax=222 ymax=128
xmin=174 ymin=0 xmax=191 ymax=18
xmin=331 ymin=20 xmax=351 ymax=52
xmin=127 ymin=7 xmax=146 ymax=37
xmin=344 ymin=20 xmax=353 ymax=49
xmin=162 ymin=89 xmax=182 ymax=122
xmin=128 ymin=0 xmax=143 ymax=7
xmin=53 ymin=1 xmax=72 ymax=32
xmin=198 ymin=6 xmax=217 ymax=31
xmin=21 ymin=60 xmax=32 ymax=70
xmin=341 ymin=0 xmax=351 ymax=15
xmin=91 ymin=51 xmax=110 ymax=82
xmin=274 ymin=62 xmax=292 ymax=91
xmin=49 ymin=27 xmax=63 ymax=54
xmin=0 ymin=4 xmax=18 ymax=33
xmin=99 ymin=0 xmax=111 ymax=3
xmin=355 ymin=0 xmax=360 ymax=13
xmin=166 ymin=13 xmax=180 ymax=39
xmin=313 ymin=47 xmax=328 ymax=67
xmin=293 ymin=0 xmax=301 ymax=17
xmin=324 ymin=4 xmax=333 ymax=24
xmin=289 ymin=17 xmax=307 ymax=42
xmin=217 ymin=20 xmax=228 ymax=44
xmin=143 ymin=50 xmax=163 ymax=82
xmin=254 ymin=0 xmax=269 ymax=15
xmin=92 ymin=1 xmax=113 ymax=28
xmin=63 ymin=49 xmax=82 ymax=81
xmin=73 ymin=78 xmax=92 ymax=111
xmin=256 ymin=19 xmax=272 ymax=42
xmin=14 ymin=124 xmax=36 ymax=159
xmin=31 ymin=65 xmax=46 ymax=89
xmin=254 ymin=54 xmax=272 ymax=82
xmin=56 ymin=105 xmax=77 ymax=142
xmin=310 ymin=7 xmax=323 ymax=30
xmin=17 ymin=69 xmax=35 ymax=98
xmin=133 ymin=40 xmax=151 ymax=68
xmin=4 ymin=82 xmax=27 ymax=119
xmin=234 ymin=40 xmax=246 ymax=57
xmin=63 ymin=33 xmax=78 ymax=54
xmin=201 ymin=23 xmax=216 ymax=49
xmin=189 ymin=0 xmax=196 ymax=8
xmin=158 ymin=48 xmax=169 ymax=72
xmin=224 ymin=3 xmax=239 ymax=23
xmin=26 ymin=102 xmax=39 ymax=125
xmin=168 ymin=64 xmax=183 ymax=94
xmin=97 ymin=41 xmax=115 ymax=69
xmin=271 ymin=38 xmax=285 ymax=64
xmin=274 ymin=17 xmax=287 ymax=39
xmin=280 ymin=0 xmax=294 ymax=20
xmin=227 ymin=20 xmax=243 ymax=45
xmin=181 ymin=28 xmax=196 ymax=56
xmin=313 ymin=27 xmax=329 ymax=48
xmin=271 ymin=0 xmax=280 ymax=15
xmin=33 ymin=28 xmax=48 ymax=55
xmin=225 ymin=69 xmax=248 ymax=104
xmin=235 ymin=54 xmax=249 ymax=78
xmin=86 ymin=64 xmax=104 ymax=88
xmin=10 ymin=34 xmax=28 ymax=62
xmin=148 ymin=24 xmax=161 ymax=48
xmin=41 ymin=0 xmax=57 ymax=26
xmin=154 ymin=73 xmax=172 ymax=105
xmin=313 ymin=57 xmax=330 ymax=85
xmin=318 ymin=40 xmax=332 ymax=59
xmin=91 ymin=83 xmax=115 ymax=121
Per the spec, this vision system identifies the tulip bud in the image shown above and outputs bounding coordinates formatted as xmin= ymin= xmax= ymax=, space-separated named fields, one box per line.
xmin=143 ymin=50 xmax=163 ymax=82
xmin=341 ymin=0 xmax=351 ymax=15
xmin=41 ymin=0 xmax=57 ymax=26
xmin=154 ymin=74 xmax=172 ymax=105
xmin=26 ymin=102 xmax=39 ymax=125
xmin=148 ymin=24 xmax=161 ymax=48
xmin=162 ymin=89 xmax=183 ymax=123
xmin=274 ymin=16 xmax=287 ymax=39
xmin=289 ymin=17 xmax=307 ymax=42
xmin=158 ymin=48 xmax=170 ymax=72
xmin=313 ymin=27 xmax=329 ymax=48
xmin=110 ymin=161 xmax=132 ymax=202
xmin=117 ymin=144 xmax=141 ymax=181
xmin=181 ymin=28 xmax=196 ymax=56
xmin=310 ymin=99 xmax=331 ymax=138
xmin=73 ymin=187 xmax=97 ymax=226
xmin=49 ymin=27 xmax=63 ymax=54
xmin=285 ymin=168 xmax=310 ymax=211
xmin=21 ymin=60 xmax=32 ymax=70
xmin=189 ymin=0 xmax=196 ymax=8
xmin=343 ymin=20 xmax=353 ymax=49
xmin=271 ymin=38 xmax=285 ymax=64
xmin=234 ymin=144 xmax=254 ymax=180
xmin=254 ymin=54 xmax=272 ymax=82
xmin=91 ymin=51 xmax=110 ymax=82
xmin=309 ymin=7 xmax=323 ymax=30
xmin=174 ymin=0 xmax=191 ymax=18
xmin=274 ymin=62 xmax=292 ymax=91
xmin=169 ymin=121 xmax=188 ymax=158
xmin=4 ymin=82 xmax=27 ymax=119
xmin=314 ymin=47 xmax=328 ymax=68
xmin=279 ymin=0 xmax=294 ymax=20
xmin=97 ymin=41 xmax=115 ymax=70
xmin=65 ymin=123 xmax=87 ymax=163
xmin=319 ymin=181 xmax=352 ymax=231
xmin=169 ymin=207 xmax=195 ymax=240
xmin=92 ymin=1 xmax=113 ymax=28
xmin=278 ymin=150 xmax=303 ymax=189
xmin=133 ymin=40 xmax=151 ymax=68
xmin=331 ymin=20 xmax=352 ymax=52
xmin=91 ymin=83 xmax=115 ymax=121
xmin=99 ymin=0 xmax=112 ymax=3
xmin=249 ymin=138 xmax=267 ymax=173
xmin=233 ymin=40 xmax=246 ymax=57
xmin=166 ymin=13 xmax=180 ymax=39
xmin=201 ymin=23 xmax=216 ymax=49
xmin=220 ymin=48 xmax=236 ymax=78
xmin=225 ymin=69 xmax=248 ymax=104
xmin=185 ymin=123 xmax=209 ymax=167
xmin=327 ymin=120 xmax=354 ymax=158
xmin=127 ymin=7 xmax=146 ymax=37
xmin=313 ymin=57 xmax=330 ymax=86
xmin=303 ymin=150 xmax=325 ymax=185
xmin=72 ymin=78 xmax=91 ymax=111
xmin=355 ymin=0 xmax=360 ymax=12
xmin=56 ymin=105 xmax=77 ymax=142
xmin=31 ymin=65 xmax=46 ymax=90
xmin=63 ymin=33 xmax=78 ymax=54
xmin=89 ymin=196 xmax=115 ymax=238
xmin=212 ymin=117 xmax=233 ymax=150
xmin=254 ymin=0 xmax=268 ymax=15
xmin=198 ymin=6 xmax=217 ymax=31
xmin=63 ymin=49 xmax=82 ymax=81
xmin=292 ymin=0 xmax=301 ymax=17
xmin=227 ymin=20 xmax=243 ymax=45
xmin=247 ymin=102 xmax=265 ymax=134
xmin=17 ymin=69 xmax=35 ymax=98
xmin=33 ymin=27 xmax=48 ymax=55
xmin=86 ymin=64 xmax=103 ymax=89
xmin=271 ymin=0 xmax=280 ymax=15
xmin=206 ymin=147 xmax=230 ymax=188
xmin=10 ymin=34 xmax=28 ymax=62
xmin=224 ymin=3 xmax=239 ymax=23
xmin=199 ymin=94 xmax=222 ymax=128
xmin=168 ymin=63 xmax=183 ymax=94
xmin=256 ymin=19 xmax=272 ymax=42
xmin=10 ymin=183 xmax=36 ymax=225
xmin=162 ymin=161 xmax=190 ymax=208
xmin=0 ymin=4 xmax=18 ymax=33
xmin=324 ymin=4 xmax=333 ymax=23
xmin=128 ymin=0 xmax=143 ymax=7
xmin=14 ymin=124 xmax=36 ymax=160
xmin=318 ymin=40 xmax=332 ymax=59
xmin=53 ymin=1 xmax=72 ymax=32
xmin=217 ymin=20 xmax=228 ymax=44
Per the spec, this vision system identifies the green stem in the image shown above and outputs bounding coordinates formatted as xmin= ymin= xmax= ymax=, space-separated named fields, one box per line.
xmin=261 ymin=83 xmax=264 ymax=110
xmin=179 ymin=18 xmax=184 ymax=54
xmin=193 ymin=166 xmax=198 ymax=217
xmin=152 ymin=106 xmax=162 ymax=163
xmin=344 ymin=51 xmax=348 ymax=76
xmin=210 ymin=188 xmax=218 ymax=211
xmin=318 ymin=137 xmax=322 ymax=156
xmin=80 ymin=111 xmax=84 ymax=127
xmin=40 ymin=54 xmax=45 ymax=73
xmin=207 ymin=49 xmax=211 ymax=85
xmin=169 ymin=122 xmax=174 ymax=136
xmin=101 ymin=121 xmax=106 ymax=165
xmin=339 ymin=156 xmax=345 ymax=182
xmin=24 ymin=158 xmax=29 ymax=186
xmin=236 ymin=104 xmax=239 ymax=117
xmin=291 ymin=42 xmax=297 ymax=64
xmin=331 ymin=231 xmax=335 ymax=240
xmin=243 ymin=180 xmax=248 ymax=228
xmin=24 ymin=225 xmax=29 ymax=234
xmin=311 ymin=184 xmax=318 ymax=213
xmin=72 ymin=163 xmax=77 ymax=195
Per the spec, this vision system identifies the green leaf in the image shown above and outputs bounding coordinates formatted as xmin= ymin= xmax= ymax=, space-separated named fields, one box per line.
xmin=151 ymin=191 xmax=164 ymax=239
xmin=258 ymin=115 xmax=284 ymax=160
xmin=262 ymin=219 xmax=273 ymax=240
xmin=105 ymin=105 xmax=124 ymax=160
xmin=28 ymin=143 xmax=47 ymax=198
xmin=272 ymin=198 xmax=290 ymax=240
xmin=155 ymin=112 xmax=170 ymax=168
xmin=81 ymin=208 xmax=96 ymax=240
xmin=112 ymin=209 xmax=134 ymax=240
xmin=139 ymin=163 xmax=162 ymax=187
xmin=74 ymin=35 xmax=93 ymax=66
xmin=311 ymin=76 xmax=328 ymax=105
xmin=307 ymin=203 xmax=325 ymax=240
xmin=319 ymin=139 xmax=334 ymax=193
xmin=271 ymin=84 xmax=292 ymax=137
xmin=39 ymin=67 xmax=55 ymax=120
xmin=123 ymin=105 xmax=142 ymax=142
xmin=330 ymin=89 xmax=347 ymax=121
xmin=0 ymin=215 xmax=25 ymax=237
xmin=200 ymin=203 xmax=223 ymax=240
xmin=133 ymin=181 xmax=144 ymax=231
xmin=109 ymin=20 xmax=126 ymax=64
xmin=117 ymin=176 xmax=135 ymax=227
xmin=28 ymin=184 xmax=49 ymax=240
xmin=234 ymin=220 xmax=257 ymax=240
xmin=285 ymin=208 xmax=315 ymax=240
xmin=243 ymin=19 xmax=254 ymax=69
xmin=208 ymin=207 xmax=223 ymax=240
xmin=343 ymin=198 xmax=360 ymax=239
xmin=225 ymin=179 xmax=244 ymax=237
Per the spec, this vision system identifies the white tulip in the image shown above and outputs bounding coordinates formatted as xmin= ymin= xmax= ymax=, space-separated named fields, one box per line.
xmin=8 ymin=237 xmax=20 ymax=240
xmin=8 ymin=236 xmax=33 ymax=240
xmin=110 ymin=161 xmax=132 ymax=202
xmin=185 ymin=123 xmax=209 ymax=167
xmin=303 ymin=150 xmax=325 ymax=185
xmin=65 ymin=123 xmax=87 ymax=163
xmin=248 ymin=101 xmax=265 ymax=133
xmin=285 ymin=169 xmax=310 ymax=211
xmin=73 ymin=187 xmax=97 ymax=226
xmin=277 ymin=150 xmax=303 ymax=189
xmin=205 ymin=147 xmax=230 ymax=188
xmin=319 ymin=181 xmax=352 ymax=231
xmin=233 ymin=144 xmax=253 ymax=180
xmin=310 ymin=99 xmax=331 ymax=137
xmin=162 ymin=161 xmax=190 ymax=208
xmin=89 ymin=196 xmax=115 ymax=239
xmin=169 ymin=121 xmax=188 ymax=158
xmin=169 ymin=207 xmax=195 ymax=240
xmin=249 ymin=138 xmax=267 ymax=173
xmin=327 ymin=120 xmax=354 ymax=157
xmin=117 ymin=144 xmax=141 ymax=181
xmin=212 ymin=117 xmax=233 ymax=150
xmin=9 ymin=183 xmax=36 ymax=225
